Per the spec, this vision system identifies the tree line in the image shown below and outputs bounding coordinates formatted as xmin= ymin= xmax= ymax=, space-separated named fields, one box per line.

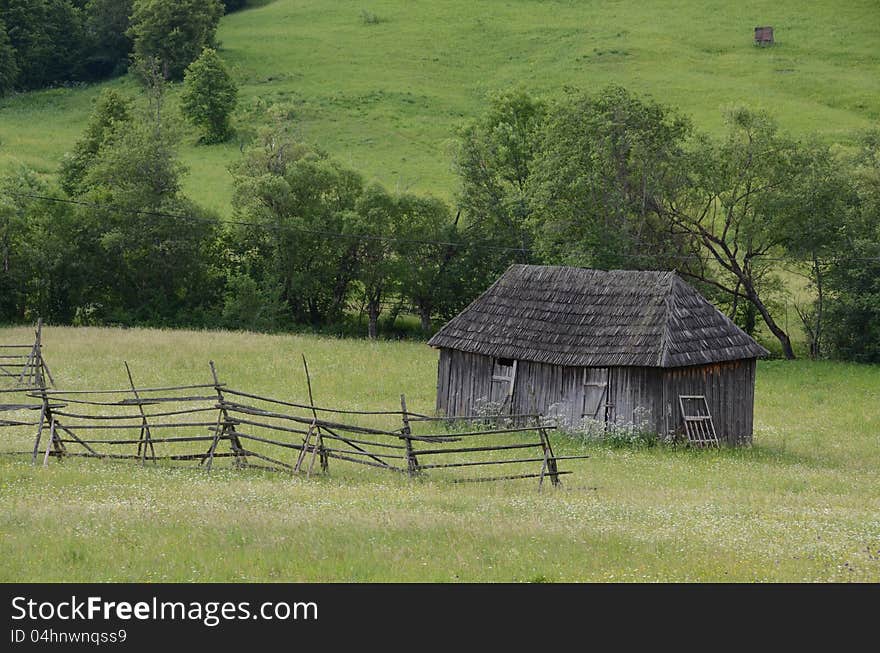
xmin=3 ymin=83 xmax=879 ymax=361
xmin=0 ymin=14 xmax=877 ymax=360
xmin=456 ymin=87 xmax=879 ymax=362
xmin=0 ymin=0 xmax=247 ymax=93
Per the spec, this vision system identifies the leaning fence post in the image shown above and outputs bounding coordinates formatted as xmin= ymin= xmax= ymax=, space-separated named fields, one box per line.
xmin=302 ymin=355 xmax=328 ymax=474
xmin=30 ymin=342 xmax=55 ymax=465
xmin=41 ymin=416 xmax=58 ymax=467
xmin=211 ymin=360 xmax=247 ymax=469
xmin=204 ymin=361 xmax=240 ymax=471
xmin=537 ymin=423 xmax=561 ymax=489
xmin=400 ymin=394 xmax=419 ymax=477
xmin=31 ymin=398 xmax=47 ymax=465
xmin=125 ymin=361 xmax=155 ymax=464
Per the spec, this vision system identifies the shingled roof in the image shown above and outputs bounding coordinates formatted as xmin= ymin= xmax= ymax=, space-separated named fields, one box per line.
xmin=428 ymin=264 xmax=768 ymax=368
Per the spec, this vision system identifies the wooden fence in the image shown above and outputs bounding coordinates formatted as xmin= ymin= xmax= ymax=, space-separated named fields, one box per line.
xmin=0 ymin=320 xmax=54 ymax=446
xmin=0 ymin=349 xmax=588 ymax=487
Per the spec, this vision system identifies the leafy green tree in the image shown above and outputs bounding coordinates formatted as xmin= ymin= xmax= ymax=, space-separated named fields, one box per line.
xmin=220 ymin=272 xmax=285 ymax=332
xmin=0 ymin=168 xmax=44 ymax=320
xmin=0 ymin=0 xmax=86 ymax=88
xmin=530 ymin=85 xmax=693 ymax=270
xmin=231 ymin=127 xmax=364 ymax=325
xmin=0 ymin=18 xmax=17 ymax=94
xmin=777 ymin=140 xmax=854 ymax=358
xmin=60 ymin=89 xmax=134 ymax=196
xmin=825 ymin=130 xmax=880 ymax=362
xmin=455 ymin=88 xmax=546 ymax=269
xmin=69 ymin=115 xmax=223 ymax=325
xmin=660 ymin=108 xmax=807 ymax=359
xmin=351 ymin=184 xmax=401 ymax=339
xmin=180 ymin=47 xmax=237 ymax=143
xmin=82 ymin=0 xmax=134 ymax=78
xmin=128 ymin=0 xmax=224 ymax=81
xmin=0 ymin=168 xmax=82 ymax=323
xmin=393 ymin=194 xmax=459 ymax=332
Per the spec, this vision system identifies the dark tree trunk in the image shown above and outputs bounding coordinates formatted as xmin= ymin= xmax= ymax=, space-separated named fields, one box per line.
xmin=744 ymin=283 xmax=795 ymax=359
xmin=419 ymin=304 xmax=432 ymax=332
xmin=812 ymin=253 xmax=824 ymax=359
xmin=367 ymin=299 xmax=380 ymax=340
xmin=744 ymin=302 xmax=756 ymax=337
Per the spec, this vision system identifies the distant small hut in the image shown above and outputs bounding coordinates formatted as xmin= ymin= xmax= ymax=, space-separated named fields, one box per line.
xmin=428 ymin=265 xmax=768 ymax=445
xmin=754 ymin=26 xmax=774 ymax=46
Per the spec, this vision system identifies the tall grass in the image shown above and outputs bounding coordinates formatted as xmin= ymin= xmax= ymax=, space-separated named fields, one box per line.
xmin=0 ymin=325 xmax=878 ymax=582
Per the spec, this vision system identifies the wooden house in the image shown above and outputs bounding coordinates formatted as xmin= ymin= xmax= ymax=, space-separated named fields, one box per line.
xmin=428 ymin=265 xmax=768 ymax=445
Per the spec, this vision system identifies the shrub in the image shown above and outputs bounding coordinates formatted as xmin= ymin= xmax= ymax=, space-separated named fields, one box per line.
xmin=180 ymin=47 xmax=238 ymax=143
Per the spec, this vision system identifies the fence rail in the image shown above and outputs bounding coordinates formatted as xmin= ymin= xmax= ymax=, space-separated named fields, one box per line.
xmin=1 ymin=331 xmax=590 ymax=487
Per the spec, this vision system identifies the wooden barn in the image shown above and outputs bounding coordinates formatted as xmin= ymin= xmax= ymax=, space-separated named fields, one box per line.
xmin=428 ymin=265 xmax=768 ymax=445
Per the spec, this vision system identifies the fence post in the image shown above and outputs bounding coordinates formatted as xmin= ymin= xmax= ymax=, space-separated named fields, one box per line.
xmin=302 ymin=355 xmax=328 ymax=474
xmin=537 ymin=423 xmax=561 ymax=489
xmin=31 ymin=396 xmax=48 ymax=465
xmin=30 ymin=341 xmax=61 ymax=465
xmin=207 ymin=361 xmax=247 ymax=470
xmin=293 ymin=420 xmax=315 ymax=474
xmin=124 ymin=361 xmax=155 ymax=464
xmin=34 ymin=318 xmax=55 ymax=388
xmin=400 ymin=394 xmax=419 ymax=477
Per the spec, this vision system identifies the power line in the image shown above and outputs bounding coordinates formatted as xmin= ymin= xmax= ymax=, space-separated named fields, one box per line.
xmin=5 ymin=191 xmax=880 ymax=263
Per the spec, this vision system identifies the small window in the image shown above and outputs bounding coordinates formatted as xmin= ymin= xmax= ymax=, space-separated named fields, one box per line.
xmin=493 ymin=358 xmax=516 ymax=381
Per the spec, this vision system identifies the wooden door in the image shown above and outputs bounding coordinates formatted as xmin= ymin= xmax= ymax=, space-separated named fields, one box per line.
xmin=490 ymin=358 xmax=517 ymax=409
xmin=582 ymin=367 xmax=610 ymax=421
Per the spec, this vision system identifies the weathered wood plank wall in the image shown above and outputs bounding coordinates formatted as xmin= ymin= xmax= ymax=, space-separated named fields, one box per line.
xmin=512 ymin=360 xmax=583 ymax=425
xmin=662 ymin=359 xmax=756 ymax=445
xmin=607 ymin=367 xmax=664 ymax=434
xmin=436 ymin=349 xmax=493 ymax=416
xmin=435 ymin=349 xmax=757 ymax=445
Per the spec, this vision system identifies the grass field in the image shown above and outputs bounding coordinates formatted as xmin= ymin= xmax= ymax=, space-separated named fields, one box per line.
xmin=1 ymin=0 xmax=878 ymax=215
xmin=0 ymin=325 xmax=878 ymax=582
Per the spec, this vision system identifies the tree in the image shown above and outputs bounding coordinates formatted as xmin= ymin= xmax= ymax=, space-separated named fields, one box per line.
xmin=60 ymin=89 xmax=134 ymax=196
xmin=68 ymin=114 xmax=223 ymax=325
xmin=351 ymin=184 xmax=400 ymax=339
xmin=660 ymin=108 xmax=805 ymax=359
xmin=180 ymin=47 xmax=237 ymax=143
xmin=82 ymin=0 xmax=134 ymax=79
xmin=530 ymin=85 xmax=694 ymax=270
xmin=231 ymin=126 xmax=364 ymax=325
xmin=128 ymin=0 xmax=224 ymax=81
xmin=0 ymin=168 xmax=44 ymax=320
xmin=824 ymin=130 xmax=880 ymax=362
xmin=220 ymin=272 xmax=285 ymax=332
xmin=455 ymin=88 xmax=546 ymax=278
xmin=0 ymin=18 xmax=17 ymax=94
xmin=777 ymin=140 xmax=853 ymax=358
xmin=0 ymin=0 xmax=86 ymax=88
xmin=394 ymin=194 xmax=459 ymax=332
xmin=0 ymin=168 xmax=81 ymax=323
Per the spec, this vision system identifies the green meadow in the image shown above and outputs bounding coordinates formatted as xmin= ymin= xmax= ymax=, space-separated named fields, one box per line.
xmin=1 ymin=0 xmax=878 ymax=215
xmin=0 ymin=325 xmax=878 ymax=582
xmin=1 ymin=1 xmax=878 ymax=582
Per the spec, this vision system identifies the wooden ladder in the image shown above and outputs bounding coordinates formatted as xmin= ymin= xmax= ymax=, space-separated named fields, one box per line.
xmin=678 ymin=395 xmax=719 ymax=448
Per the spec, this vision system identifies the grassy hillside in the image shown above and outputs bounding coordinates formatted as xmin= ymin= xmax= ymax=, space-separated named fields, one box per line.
xmin=0 ymin=0 xmax=878 ymax=216
xmin=0 ymin=325 xmax=878 ymax=582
